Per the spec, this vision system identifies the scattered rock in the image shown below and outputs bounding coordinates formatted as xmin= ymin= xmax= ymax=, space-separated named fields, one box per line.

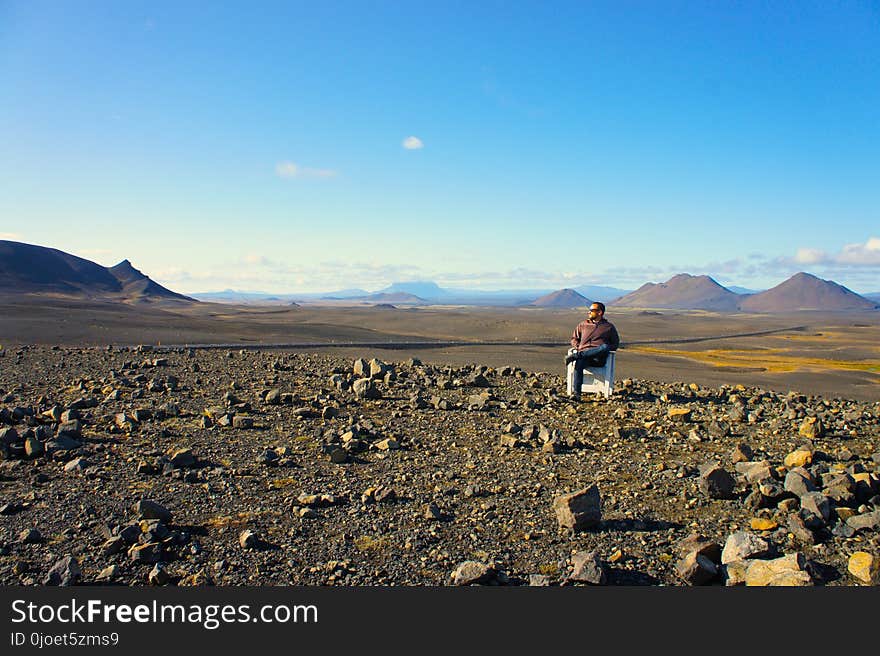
xmin=569 ymin=551 xmax=607 ymax=585
xmin=553 ymin=485 xmax=601 ymax=531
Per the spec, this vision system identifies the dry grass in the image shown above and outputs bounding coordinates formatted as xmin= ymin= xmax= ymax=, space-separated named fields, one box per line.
xmin=268 ymin=477 xmax=298 ymax=489
xmin=353 ymin=535 xmax=391 ymax=553
xmin=627 ymin=345 xmax=880 ymax=375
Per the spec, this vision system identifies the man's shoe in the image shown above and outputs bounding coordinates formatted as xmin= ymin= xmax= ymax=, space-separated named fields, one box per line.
xmin=568 ymin=394 xmax=580 ymax=402
xmin=564 ymin=353 xmax=577 ymax=366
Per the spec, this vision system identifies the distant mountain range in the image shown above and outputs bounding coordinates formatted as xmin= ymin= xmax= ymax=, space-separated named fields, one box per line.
xmin=2 ymin=240 xmax=876 ymax=313
xmin=0 ymin=240 xmax=194 ymax=304
xmin=612 ymin=272 xmax=877 ymax=312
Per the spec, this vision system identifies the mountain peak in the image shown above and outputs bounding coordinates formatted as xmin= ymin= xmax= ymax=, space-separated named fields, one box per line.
xmin=613 ymin=273 xmax=739 ymax=310
xmin=530 ymin=288 xmax=589 ymax=307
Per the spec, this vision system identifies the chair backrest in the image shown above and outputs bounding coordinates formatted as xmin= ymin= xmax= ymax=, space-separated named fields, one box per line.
xmin=566 ymin=351 xmax=616 ymax=398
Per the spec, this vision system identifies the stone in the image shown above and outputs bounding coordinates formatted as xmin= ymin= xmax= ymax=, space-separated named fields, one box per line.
xmin=745 ymin=553 xmax=812 ymax=586
xmin=676 ymin=551 xmax=718 ymax=586
xmin=43 ymin=556 xmax=81 ymax=586
xmin=569 ymin=551 xmax=607 ymax=585
xmin=424 ymin=503 xmax=443 ymax=521
xmin=352 ymin=378 xmax=381 ymax=400
xmin=698 ymin=462 xmax=736 ymax=499
xmin=170 ymin=448 xmax=196 ymax=468
xmin=375 ymin=438 xmax=399 ymax=451
xmin=731 ymin=443 xmax=754 ymax=463
xmin=134 ymin=500 xmax=172 ymax=522
xmin=239 ymin=529 xmax=260 ymax=549
xmin=553 ymin=485 xmax=601 ymax=531
xmin=45 ymin=434 xmax=82 ymax=453
xmin=129 ymin=542 xmax=163 ymax=564
xmin=707 ymin=420 xmax=730 ymax=437
xmin=101 ymin=536 xmax=126 ymax=556
xmin=63 ymin=457 xmax=89 ymax=472
xmin=362 ymin=485 xmax=396 ymax=504
xmin=846 ymin=510 xmax=880 ymax=533
xmin=353 ymin=359 xmax=369 ymax=377
xmin=265 ymin=389 xmax=282 ymax=405
xmin=735 ymin=460 xmax=774 ymax=484
xmin=529 ymin=574 xmax=550 ymax=586
xmin=232 ymin=416 xmax=253 ymax=429
xmin=451 ymin=561 xmax=495 ymax=586
xmin=788 ymin=514 xmax=816 ymax=544
xmin=798 ymin=416 xmax=824 ymax=439
xmin=24 ymin=436 xmax=44 ymax=458
xmin=847 ymin=552 xmax=879 ymax=584
xmin=148 ymin=563 xmax=171 ymax=585
xmin=368 ymin=359 xmax=388 ymax=379
xmin=97 ymin=565 xmax=119 ymax=581
xmin=667 ymin=407 xmax=692 ymax=422
xmin=17 ymin=528 xmax=42 ymax=544
xmin=329 ymin=447 xmax=348 ymax=464
xmin=675 ymin=535 xmax=722 ymax=563
xmin=800 ymin=492 xmax=832 ymax=525
xmin=750 ymin=518 xmax=778 ymax=531
xmin=784 ymin=468 xmax=816 ymax=497
xmin=723 ymin=560 xmax=750 ymax=586
xmin=57 ymin=420 xmax=83 ymax=438
xmin=784 ymin=448 xmax=813 ymax=469
xmin=721 ymin=531 xmax=772 ymax=564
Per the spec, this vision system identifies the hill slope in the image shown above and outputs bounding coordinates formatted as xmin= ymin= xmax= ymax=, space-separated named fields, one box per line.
xmin=0 ymin=240 xmax=195 ymax=303
xmin=612 ymin=274 xmax=741 ymax=310
xmin=529 ymin=288 xmax=590 ymax=307
xmin=739 ymin=272 xmax=878 ymax=312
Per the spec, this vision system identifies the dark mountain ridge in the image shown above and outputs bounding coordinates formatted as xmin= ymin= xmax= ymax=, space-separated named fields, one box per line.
xmin=0 ymin=240 xmax=195 ymax=303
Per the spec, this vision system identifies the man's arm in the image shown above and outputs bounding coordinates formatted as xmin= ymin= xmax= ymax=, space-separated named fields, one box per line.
xmin=570 ymin=324 xmax=580 ymax=349
xmin=608 ymin=324 xmax=620 ymax=351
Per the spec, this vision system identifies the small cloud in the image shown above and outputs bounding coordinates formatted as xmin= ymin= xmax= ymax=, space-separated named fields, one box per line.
xmin=837 ymin=236 xmax=880 ymax=265
xmin=794 ymin=248 xmax=828 ymax=265
xmin=0 ymin=232 xmax=22 ymax=240
xmin=243 ymin=254 xmax=271 ymax=266
xmin=275 ymin=161 xmax=338 ymax=179
xmin=402 ymin=136 xmax=424 ymax=150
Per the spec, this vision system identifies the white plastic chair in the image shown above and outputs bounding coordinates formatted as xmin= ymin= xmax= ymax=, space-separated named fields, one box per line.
xmin=566 ymin=349 xmax=616 ymax=399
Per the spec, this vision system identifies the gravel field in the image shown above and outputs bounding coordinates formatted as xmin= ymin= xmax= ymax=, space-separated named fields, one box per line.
xmin=1 ymin=345 xmax=878 ymax=586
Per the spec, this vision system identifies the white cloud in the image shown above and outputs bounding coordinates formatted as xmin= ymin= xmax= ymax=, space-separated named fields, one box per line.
xmin=243 ymin=254 xmax=271 ymax=266
xmin=402 ymin=136 xmax=424 ymax=150
xmin=0 ymin=233 xmax=22 ymax=240
xmin=794 ymin=248 xmax=828 ymax=265
xmin=837 ymin=236 xmax=880 ymax=265
xmin=275 ymin=161 xmax=337 ymax=179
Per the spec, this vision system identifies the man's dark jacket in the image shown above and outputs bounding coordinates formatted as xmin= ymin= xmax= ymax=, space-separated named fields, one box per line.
xmin=570 ymin=318 xmax=620 ymax=352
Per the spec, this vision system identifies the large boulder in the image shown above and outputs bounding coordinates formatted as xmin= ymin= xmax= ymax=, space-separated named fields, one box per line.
xmin=553 ymin=485 xmax=601 ymax=531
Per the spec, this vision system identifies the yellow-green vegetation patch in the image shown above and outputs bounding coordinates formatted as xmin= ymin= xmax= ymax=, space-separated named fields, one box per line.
xmin=629 ymin=346 xmax=880 ymax=375
xmin=353 ymin=535 xmax=390 ymax=553
xmin=268 ymin=477 xmax=298 ymax=489
xmin=538 ymin=562 xmax=560 ymax=576
xmin=205 ymin=512 xmax=261 ymax=530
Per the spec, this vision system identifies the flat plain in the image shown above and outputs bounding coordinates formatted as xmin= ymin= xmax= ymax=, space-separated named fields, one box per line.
xmin=1 ymin=295 xmax=878 ymax=400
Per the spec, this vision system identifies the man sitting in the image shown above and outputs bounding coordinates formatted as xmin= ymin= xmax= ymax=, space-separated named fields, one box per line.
xmin=566 ymin=302 xmax=620 ymax=400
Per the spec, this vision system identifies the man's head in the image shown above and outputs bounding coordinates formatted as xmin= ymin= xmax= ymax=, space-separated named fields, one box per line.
xmin=588 ymin=302 xmax=605 ymax=320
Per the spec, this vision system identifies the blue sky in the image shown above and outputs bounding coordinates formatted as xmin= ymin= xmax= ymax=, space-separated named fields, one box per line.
xmin=2 ymin=1 xmax=879 ymax=293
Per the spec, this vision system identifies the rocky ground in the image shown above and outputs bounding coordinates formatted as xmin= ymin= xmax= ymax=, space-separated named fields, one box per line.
xmin=0 ymin=344 xmax=878 ymax=586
